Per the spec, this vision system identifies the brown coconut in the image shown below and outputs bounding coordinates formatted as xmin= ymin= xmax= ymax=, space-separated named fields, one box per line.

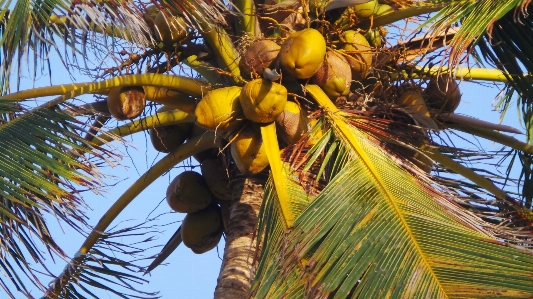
xmin=200 ymin=158 xmax=232 ymax=201
xmin=424 ymin=74 xmax=461 ymax=113
xmin=239 ymin=40 xmax=281 ymax=79
xmin=181 ymin=204 xmax=223 ymax=254
xmin=276 ymin=101 xmax=307 ymax=145
xmin=166 ymin=171 xmax=213 ymax=213
xmin=150 ymin=106 xmax=193 ymax=153
xmin=107 ymin=86 xmax=146 ymax=120
xmin=312 ymin=50 xmax=352 ymax=97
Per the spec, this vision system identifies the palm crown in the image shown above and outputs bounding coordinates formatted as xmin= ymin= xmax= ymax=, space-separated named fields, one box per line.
xmin=1 ymin=0 xmax=533 ymax=298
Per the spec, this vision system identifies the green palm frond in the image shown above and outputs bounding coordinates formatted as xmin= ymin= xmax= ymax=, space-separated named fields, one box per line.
xmin=0 ymin=105 xmax=117 ymax=298
xmin=252 ymin=86 xmax=533 ymax=298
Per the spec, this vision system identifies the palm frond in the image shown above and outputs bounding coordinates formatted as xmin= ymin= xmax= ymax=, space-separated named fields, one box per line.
xmin=251 ymin=86 xmax=533 ymax=298
xmin=0 ymin=104 xmax=118 ymax=298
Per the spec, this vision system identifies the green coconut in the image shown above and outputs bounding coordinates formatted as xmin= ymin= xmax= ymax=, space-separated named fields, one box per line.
xmin=107 ymin=86 xmax=146 ymax=120
xmin=200 ymin=158 xmax=232 ymax=201
xmin=339 ymin=30 xmax=372 ymax=80
xmin=239 ymin=40 xmax=281 ymax=79
xmin=279 ymin=28 xmax=327 ymax=79
xmin=240 ymin=79 xmax=288 ymax=123
xmin=166 ymin=171 xmax=213 ymax=213
xmin=150 ymin=106 xmax=193 ymax=153
xmin=181 ymin=204 xmax=224 ymax=254
xmin=195 ymin=86 xmax=244 ymax=133
xmin=311 ymin=50 xmax=352 ymax=97
xmin=374 ymin=4 xmax=393 ymax=16
xmin=230 ymin=125 xmax=269 ymax=174
xmin=352 ymin=0 xmax=378 ymax=18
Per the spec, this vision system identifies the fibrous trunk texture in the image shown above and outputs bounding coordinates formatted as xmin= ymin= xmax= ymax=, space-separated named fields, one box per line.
xmin=214 ymin=175 xmax=265 ymax=299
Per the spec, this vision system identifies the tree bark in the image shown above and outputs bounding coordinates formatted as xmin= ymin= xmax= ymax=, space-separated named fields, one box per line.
xmin=214 ymin=174 xmax=265 ymax=299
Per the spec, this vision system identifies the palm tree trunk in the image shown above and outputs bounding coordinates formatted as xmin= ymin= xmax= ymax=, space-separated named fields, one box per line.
xmin=214 ymin=174 xmax=265 ymax=299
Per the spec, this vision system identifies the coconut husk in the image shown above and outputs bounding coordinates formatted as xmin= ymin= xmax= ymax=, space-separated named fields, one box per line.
xmin=276 ymin=101 xmax=307 ymax=145
xmin=181 ymin=204 xmax=223 ymax=254
xmin=107 ymin=86 xmax=146 ymax=120
xmin=312 ymin=50 xmax=352 ymax=97
xmin=201 ymin=158 xmax=232 ymax=201
xmin=166 ymin=171 xmax=213 ymax=213
xmin=424 ymin=74 xmax=461 ymax=113
xmin=231 ymin=124 xmax=269 ymax=174
xmin=239 ymin=40 xmax=280 ymax=79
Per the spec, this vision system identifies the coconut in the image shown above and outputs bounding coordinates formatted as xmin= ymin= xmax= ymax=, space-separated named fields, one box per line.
xmin=181 ymin=204 xmax=223 ymax=254
xmin=231 ymin=125 xmax=269 ymax=174
xmin=279 ymin=28 xmax=327 ymax=79
xmin=276 ymin=101 xmax=307 ymax=145
xmin=339 ymin=30 xmax=372 ymax=80
xmin=166 ymin=171 xmax=213 ymax=213
xmin=150 ymin=106 xmax=193 ymax=153
xmin=364 ymin=29 xmax=382 ymax=48
xmin=195 ymin=86 xmax=244 ymax=133
xmin=397 ymin=90 xmax=430 ymax=117
xmin=311 ymin=50 xmax=352 ymax=97
xmin=240 ymin=79 xmax=288 ymax=123
xmin=424 ymin=74 xmax=461 ymax=113
xmin=374 ymin=4 xmax=393 ymax=16
xmin=107 ymin=86 xmax=146 ymax=120
xmin=142 ymin=5 xmax=159 ymax=32
xmin=239 ymin=40 xmax=281 ymax=79
xmin=353 ymin=0 xmax=378 ymax=18
xmin=154 ymin=11 xmax=187 ymax=44
xmin=201 ymin=158 xmax=232 ymax=201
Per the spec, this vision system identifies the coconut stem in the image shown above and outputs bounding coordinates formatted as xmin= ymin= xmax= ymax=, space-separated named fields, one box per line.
xmin=370 ymin=3 xmax=446 ymax=28
xmin=91 ymin=110 xmax=195 ymax=146
xmin=233 ymin=0 xmax=258 ymax=37
xmin=183 ymin=54 xmax=224 ymax=84
xmin=389 ymin=67 xmax=530 ymax=83
xmin=447 ymin=124 xmax=533 ymax=155
xmin=2 ymin=74 xmax=209 ymax=103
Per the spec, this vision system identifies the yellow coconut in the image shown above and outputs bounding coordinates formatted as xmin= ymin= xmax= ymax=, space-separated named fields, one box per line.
xmin=107 ymin=86 xmax=146 ymax=120
xmin=279 ymin=28 xmax=327 ymax=79
xmin=311 ymin=51 xmax=352 ymax=97
xmin=240 ymin=79 xmax=288 ymax=123
xmin=195 ymin=86 xmax=244 ymax=133
xmin=353 ymin=0 xmax=378 ymax=18
xmin=200 ymin=158 xmax=232 ymax=201
xmin=276 ymin=101 xmax=307 ymax=145
xmin=181 ymin=204 xmax=223 ymax=254
xmin=340 ymin=30 xmax=372 ymax=80
xmin=424 ymin=74 xmax=461 ymax=113
xmin=374 ymin=4 xmax=393 ymax=16
xmin=166 ymin=171 xmax=213 ymax=213
xmin=150 ymin=106 xmax=193 ymax=153
xmin=239 ymin=40 xmax=281 ymax=79
xmin=231 ymin=125 xmax=269 ymax=174
xmin=154 ymin=11 xmax=187 ymax=44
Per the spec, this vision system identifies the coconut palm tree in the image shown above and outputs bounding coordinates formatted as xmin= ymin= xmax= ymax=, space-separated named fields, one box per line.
xmin=1 ymin=0 xmax=533 ymax=298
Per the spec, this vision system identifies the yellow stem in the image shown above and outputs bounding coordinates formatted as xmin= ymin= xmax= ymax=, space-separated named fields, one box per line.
xmin=3 ymin=74 xmax=209 ymax=109
xmin=143 ymin=87 xmax=198 ymax=114
xmin=390 ymin=66 xmax=527 ymax=82
xmin=43 ymin=133 xmax=216 ymax=298
xmin=233 ymin=0 xmax=258 ymax=36
xmin=92 ymin=110 xmax=195 ymax=147
xmin=182 ymin=55 xmax=223 ymax=84
xmin=372 ymin=4 xmax=446 ymax=28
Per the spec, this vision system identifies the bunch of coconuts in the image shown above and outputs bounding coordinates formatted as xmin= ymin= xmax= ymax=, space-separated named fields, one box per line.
xmin=165 ymin=156 xmax=232 ymax=254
